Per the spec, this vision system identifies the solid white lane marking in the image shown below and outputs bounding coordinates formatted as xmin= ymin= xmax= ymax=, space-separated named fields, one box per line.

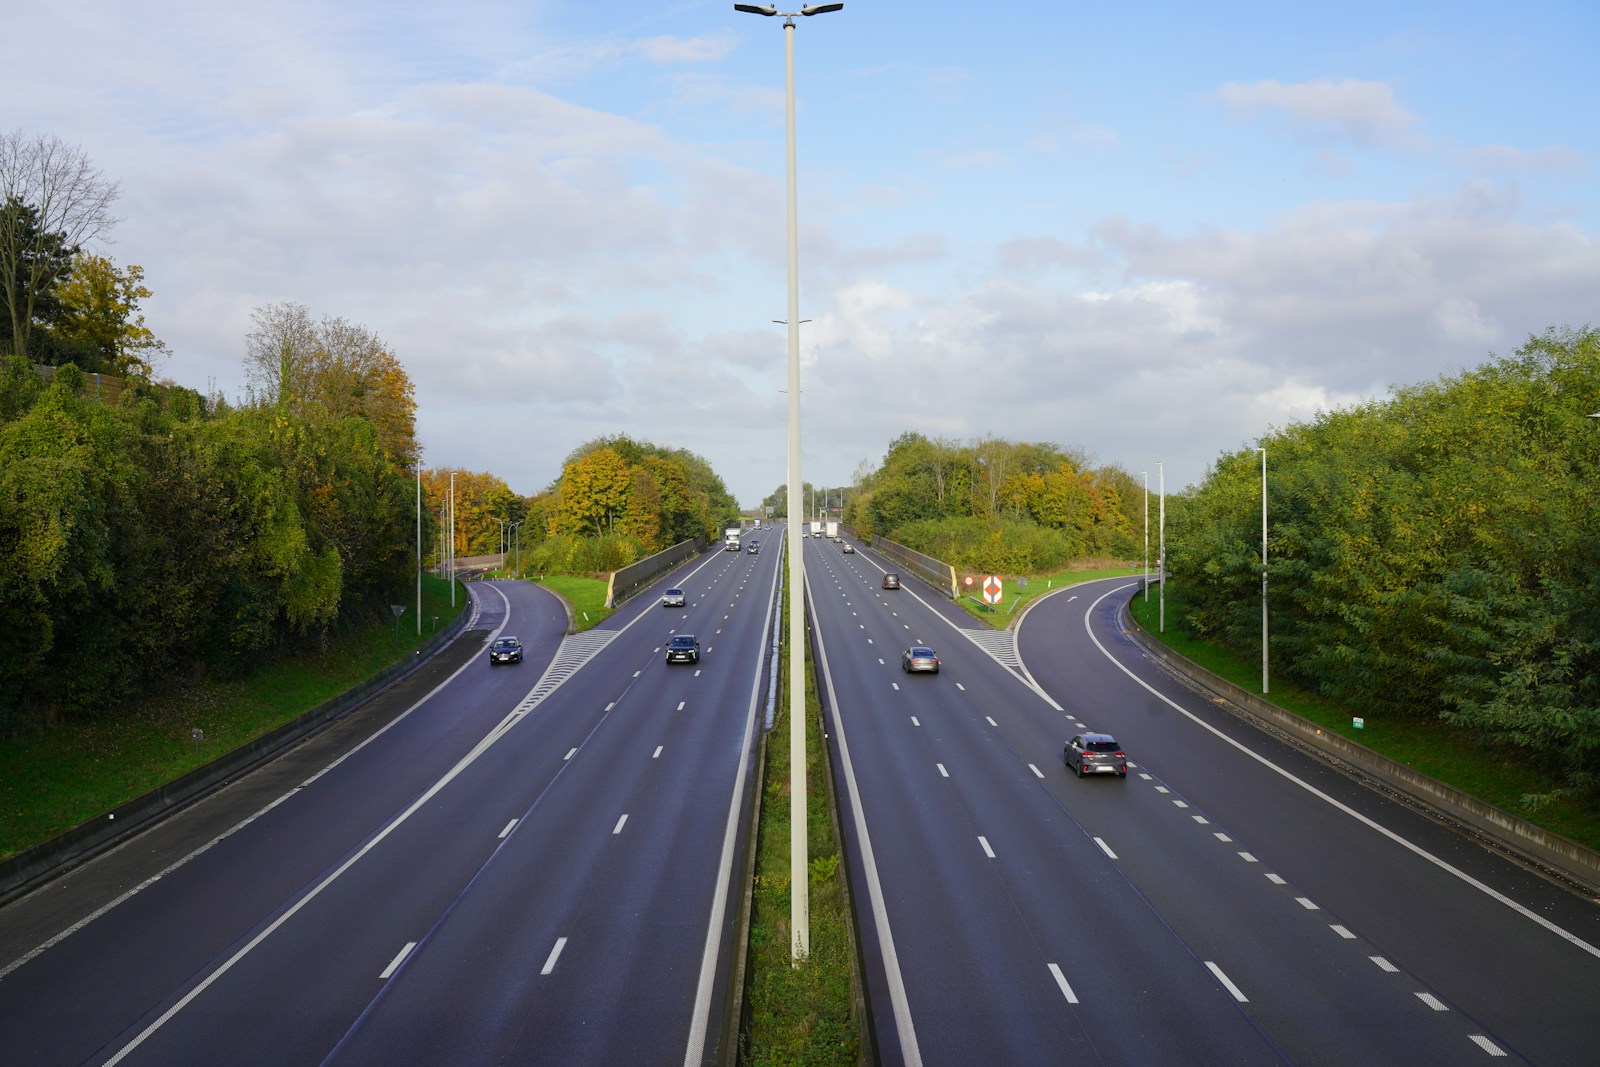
xmin=1095 ymin=837 xmax=1117 ymax=860
xmin=1081 ymin=583 xmax=1600 ymax=961
xmin=1029 ymin=764 xmax=1044 ymax=778
xmin=1469 ymin=1035 xmax=1507 ymax=1056
xmin=1371 ymin=956 xmax=1398 ymax=972
xmin=937 ymin=764 xmax=949 ymax=778
xmin=1331 ymin=925 xmax=1356 ymax=939
xmin=564 ymin=748 xmax=577 ymax=761
xmin=978 ymin=836 xmax=995 ymax=858
xmin=613 ymin=814 xmax=629 ymax=835
xmin=1206 ymin=961 xmax=1248 ymax=1002
xmin=380 ymin=942 xmax=416 ymax=979
xmin=1296 ymin=897 xmax=1320 ymax=911
xmin=1047 ymin=963 xmax=1080 ymax=1004
xmin=653 ymin=745 xmax=664 ymax=759
xmin=541 ymin=937 xmax=567 ymax=975
xmin=1417 ymin=992 xmax=1449 ymax=1011
xmin=499 ymin=820 xmax=518 ymax=839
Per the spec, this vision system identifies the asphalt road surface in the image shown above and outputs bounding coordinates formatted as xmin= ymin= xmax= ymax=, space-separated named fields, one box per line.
xmin=813 ymin=545 xmax=1600 ymax=1066
xmin=0 ymin=540 xmax=780 ymax=1067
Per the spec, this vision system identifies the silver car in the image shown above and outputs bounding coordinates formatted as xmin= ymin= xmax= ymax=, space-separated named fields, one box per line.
xmin=661 ymin=588 xmax=686 ymax=608
xmin=1065 ymin=733 xmax=1126 ymax=778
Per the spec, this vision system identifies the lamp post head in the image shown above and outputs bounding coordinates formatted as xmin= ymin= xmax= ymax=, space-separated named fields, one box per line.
xmin=734 ymin=3 xmax=778 ymax=13
xmin=802 ymin=2 xmax=844 ymax=13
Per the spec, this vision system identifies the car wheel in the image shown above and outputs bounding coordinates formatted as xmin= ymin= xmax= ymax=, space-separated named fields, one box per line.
xmin=1076 ymin=762 xmax=1086 ymax=778
xmin=1117 ymin=770 xmax=1127 ymax=778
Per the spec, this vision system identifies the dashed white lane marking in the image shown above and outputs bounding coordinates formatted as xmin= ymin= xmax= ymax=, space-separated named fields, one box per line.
xmin=937 ymin=764 xmax=949 ymax=778
xmin=956 ymin=683 xmax=966 ymax=691
xmin=1371 ymin=956 xmax=1398 ymax=972
xmin=978 ymin=837 xmax=995 ymax=858
xmin=677 ymin=701 xmax=686 ymax=711
xmin=985 ymin=716 xmax=997 ymax=726
xmin=1173 ymin=800 xmax=1189 ymax=809
xmin=498 ymin=820 xmax=517 ymax=839
xmin=606 ymin=702 xmax=615 ymax=711
xmin=1094 ymin=837 xmax=1117 ymax=860
xmin=1155 ymin=786 xmax=1170 ymax=794
xmin=911 ymin=716 xmax=921 ymax=727
xmin=1029 ymin=764 xmax=1044 ymax=779
xmin=1214 ymin=833 xmax=1233 ymax=843
xmin=1238 ymin=852 xmax=1258 ymax=863
xmin=1417 ymin=992 xmax=1449 ymax=1012
xmin=541 ymin=937 xmax=567 ymax=975
xmin=892 ymin=682 xmax=901 ymax=691
xmin=1296 ymin=897 xmax=1320 ymax=911
xmin=1193 ymin=815 xmax=1210 ymax=825
xmin=1047 ymin=963 xmax=1080 ymax=1004
xmin=564 ymin=748 xmax=577 ymax=761
xmin=380 ymin=942 xmax=416 ymax=979
xmin=1265 ymin=873 xmax=1287 ymax=885
xmin=613 ymin=814 xmax=629 ymax=835
xmin=1469 ymin=1035 xmax=1507 ymax=1056
xmin=1331 ymin=925 xmax=1356 ymax=939
xmin=653 ymin=746 xmax=663 ymax=759
xmin=1206 ymin=961 xmax=1248 ymax=1002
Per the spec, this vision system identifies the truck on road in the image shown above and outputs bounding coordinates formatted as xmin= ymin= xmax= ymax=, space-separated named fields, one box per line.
xmin=725 ymin=527 xmax=742 ymax=551
xmin=825 ymin=521 xmax=839 ymax=539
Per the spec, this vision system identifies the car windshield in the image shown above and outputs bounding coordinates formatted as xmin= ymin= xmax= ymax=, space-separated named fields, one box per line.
xmin=494 ymin=638 xmax=517 ymax=648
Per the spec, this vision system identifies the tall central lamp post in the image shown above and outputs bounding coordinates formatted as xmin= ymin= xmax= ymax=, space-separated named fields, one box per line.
xmin=735 ymin=0 xmax=842 ymax=963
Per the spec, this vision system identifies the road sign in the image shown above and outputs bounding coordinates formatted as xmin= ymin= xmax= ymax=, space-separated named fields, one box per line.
xmin=964 ymin=575 xmax=974 ymax=587
xmin=982 ymin=575 xmax=1002 ymax=605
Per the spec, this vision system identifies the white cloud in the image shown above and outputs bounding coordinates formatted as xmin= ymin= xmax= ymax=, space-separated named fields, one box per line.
xmin=1211 ymin=77 xmax=1425 ymax=151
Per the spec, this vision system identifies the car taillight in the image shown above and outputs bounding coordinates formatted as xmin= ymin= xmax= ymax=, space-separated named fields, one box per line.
xmin=1115 ymin=752 xmax=1125 ymax=759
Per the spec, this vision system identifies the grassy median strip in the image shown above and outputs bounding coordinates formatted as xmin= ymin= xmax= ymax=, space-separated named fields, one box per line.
xmin=0 ymin=575 xmax=467 ymax=861
xmin=955 ymin=562 xmax=1145 ymax=624
xmin=742 ymin=600 xmax=859 ymax=1065
xmin=1126 ymin=591 xmax=1600 ymax=853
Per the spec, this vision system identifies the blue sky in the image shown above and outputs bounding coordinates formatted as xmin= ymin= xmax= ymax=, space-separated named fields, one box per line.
xmin=7 ymin=1 xmax=1596 ymax=505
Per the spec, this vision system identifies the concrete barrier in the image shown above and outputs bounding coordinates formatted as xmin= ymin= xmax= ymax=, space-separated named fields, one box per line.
xmin=1120 ymin=589 xmax=1600 ymax=896
xmin=605 ymin=538 xmax=705 ymax=608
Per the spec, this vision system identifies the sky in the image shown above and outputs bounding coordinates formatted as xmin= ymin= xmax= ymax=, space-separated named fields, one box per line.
xmin=7 ymin=1 xmax=1597 ymax=506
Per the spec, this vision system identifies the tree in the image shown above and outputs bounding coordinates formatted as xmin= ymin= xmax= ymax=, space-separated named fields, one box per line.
xmin=0 ymin=132 xmax=121 ymax=360
xmin=50 ymin=254 xmax=169 ymax=376
xmin=243 ymin=301 xmax=317 ymax=409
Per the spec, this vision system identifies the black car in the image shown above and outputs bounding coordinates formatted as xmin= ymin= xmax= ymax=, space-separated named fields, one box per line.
xmin=1065 ymin=733 xmax=1127 ymax=778
xmin=883 ymin=573 xmax=900 ymax=589
xmin=489 ymin=636 xmax=523 ymax=665
xmin=665 ymin=634 xmax=701 ymax=664
xmin=901 ymin=646 xmax=939 ymax=674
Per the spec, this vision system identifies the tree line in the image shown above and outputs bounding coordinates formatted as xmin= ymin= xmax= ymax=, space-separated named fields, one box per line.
xmin=845 ymin=432 xmax=1143 ymax=573
xmin=1167 ymin=325 xmax=1600 ymax=798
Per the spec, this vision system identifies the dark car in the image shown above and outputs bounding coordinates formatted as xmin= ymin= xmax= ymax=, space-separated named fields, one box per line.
xmin=747 ymin=543 xmax=760 ymax=554
xmin=661 ymin=588 xmax=686 ymax=608
xmin=1065 ymin=733 xmax=1127 ymax=778
xmin=901 ymin=646 xmax=939 ymax=674
xmin=665 ymin=634 xmax=701 ymax=664
xmin=883 ymin=573 xmax=900 ymax=589
xmin=489 ymin=636 xmax=523 ymax=665
xmin=842 ymin=543 xmax=855 ymax=554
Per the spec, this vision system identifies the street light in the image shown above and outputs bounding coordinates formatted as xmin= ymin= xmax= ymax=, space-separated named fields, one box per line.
xmin=1259 ymin=447 xmax=1268 ymax=695
xmin=736 ymin=0 xmax=841 ymax=965
xmin=1141 ymin=471 xmax=1148 ymax=601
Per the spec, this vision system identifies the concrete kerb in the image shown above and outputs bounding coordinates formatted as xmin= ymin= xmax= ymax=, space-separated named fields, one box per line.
xmin=1118 ymin=589 xmax=1600 ymax=897
xmin=0 ymin=604 xmax=474 ymax=904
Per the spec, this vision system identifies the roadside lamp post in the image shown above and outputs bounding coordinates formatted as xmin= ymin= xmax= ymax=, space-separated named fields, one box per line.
xmin=510 ymin=521 xmax=523 ymax=575
xmin=1259 ymin=448 xmax=1268 ymax=695
xmin=1141 ymin=471 xmax=1149 ymax=601
xmin=492 ymin=517 xmax=509 ymax=572
xmin=735 ymin=0 xmax=842 ymax=964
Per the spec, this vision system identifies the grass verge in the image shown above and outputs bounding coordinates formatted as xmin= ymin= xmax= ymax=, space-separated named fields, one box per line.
xmin=1126 ymin=591 xmax=1600 ymax=853
xmin=525 ymin=575 xmax=612 ymax=631
xmin=741 ymin=596 xmax=859 ymax=1065
xmin=954 ymin=562 xmax=1146 ymax=626
xmin=0 ymin=575 xmax=467 ymax=861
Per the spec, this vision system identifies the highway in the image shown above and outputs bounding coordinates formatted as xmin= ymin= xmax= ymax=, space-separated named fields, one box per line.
xmin=812 ymin=540 xmax=1600 ymax=1066
xmin=0 ymin=538 xmax=780 ymax=1066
